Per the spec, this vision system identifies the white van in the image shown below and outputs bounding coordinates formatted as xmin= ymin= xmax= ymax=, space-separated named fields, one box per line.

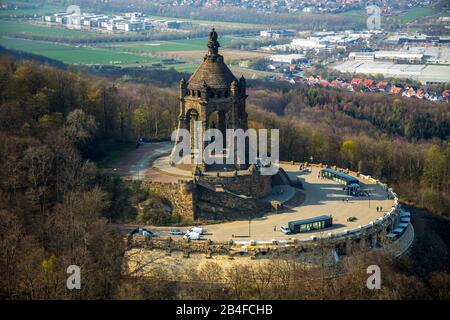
xmin=184 ymin=231 xmax=202 ymax=240
xmin=189 ymin=227 xmax=204 ymax=235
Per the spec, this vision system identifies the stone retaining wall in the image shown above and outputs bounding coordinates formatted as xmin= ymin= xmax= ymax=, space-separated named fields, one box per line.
xmin=142 ymin=180 xmax=197 ymax=219
xmin=195 ymin=185 xmax=273 ymax=220
xmin=199 ymin=171 xmax=272 ymax=198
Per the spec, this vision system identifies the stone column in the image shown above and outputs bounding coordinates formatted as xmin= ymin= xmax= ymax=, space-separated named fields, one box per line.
xmin=218 ymin=110 xmax=227 ymax=149
xmin=190 ymin=114 xmax=198 ymax=156
xmin=198 ymin=120 xmax=207 ymax=171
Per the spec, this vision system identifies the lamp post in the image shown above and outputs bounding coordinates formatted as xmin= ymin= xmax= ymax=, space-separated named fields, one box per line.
xmin=248 ymin=213 xmax=252 ymax=237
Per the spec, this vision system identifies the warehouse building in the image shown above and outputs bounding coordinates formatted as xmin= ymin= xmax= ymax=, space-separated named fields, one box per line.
xmin=349 ymin=51 xmax=424 ymax=63
xmin=268 ymin=54 xmax=307 ymax=64
xmin=333 ymin=60 xmax=450 ymax=84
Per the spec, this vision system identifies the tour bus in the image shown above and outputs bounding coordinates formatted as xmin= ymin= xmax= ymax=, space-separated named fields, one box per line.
xmin=320 ymin=168 xmax=359 ymax=186
xmin=288 ymin=215 xmax=333 ymax=234
xmin=320 ymin=168 xmax=360 ymax=195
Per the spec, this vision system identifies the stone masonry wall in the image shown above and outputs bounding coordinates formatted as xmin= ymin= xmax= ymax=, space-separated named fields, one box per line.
xmin=200 ymin=171 xmax=272 ymax=198
xmin=196 ymin=186 xmax=273 ymax=220
xmin=142 ymin=180 xmax=197 ymax=220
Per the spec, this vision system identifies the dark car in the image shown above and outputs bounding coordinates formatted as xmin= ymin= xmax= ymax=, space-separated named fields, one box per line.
xmin=129 ymin=227 xmax=157 ymax=238
xmin=169 ymin=229 xmax=184 ymax=235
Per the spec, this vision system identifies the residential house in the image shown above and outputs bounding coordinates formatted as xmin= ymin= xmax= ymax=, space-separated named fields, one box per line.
xmin=416 ymin=89 xmax=425 ymax=99
xmin=442 ymin=90 xmax=450 ymax=102
xmin=403 ymin=87 xmax=416 ymax=97
xmin=376 ymin=81 xmax=390 ymax=91
xmin=363 ymin=79 xmax=374 ymax=87
xmin=351 ymin=78 xmax=363 ymax=86
xmin=390 ymin=86 xmax=403 ymax=94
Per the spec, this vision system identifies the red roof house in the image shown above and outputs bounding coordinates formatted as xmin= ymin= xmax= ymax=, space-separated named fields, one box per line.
xmin=405 ymin=87 xmax=416 ymax=97
xmin=416 ymin=89 xmax=425 ymax=99
xmin=442 ymin=90 xmax=450 ymax=100
xmin=363 ymin=79 xmax=374 ymax=87
xmin=351 ymin=78 xmax=363 ymax=85
xmin=376 ymin=81 xmax=389 ymax=88
xmin=390 ymin=86 xmax=403 ymax=94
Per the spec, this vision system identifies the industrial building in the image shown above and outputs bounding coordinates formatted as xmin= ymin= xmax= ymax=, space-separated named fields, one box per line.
xmin=349 ymin=51 xmax=424 ymax=63
xmin=41 ymin=11 xmax=189 ymax=32
xmin=260 ymin=29 xmax=296 ymax=39
xmin=349 ymin=46 xmax=450 ymax=64
xmin=268 ymin=54 xmax=307 ymax=64
xmin=386 ymin=33 xmax=450 ymax=44
xmin=333 ymin=60 xmax=450 ymax=84
xmin=405 ymin=46 xmax=450 ymax=64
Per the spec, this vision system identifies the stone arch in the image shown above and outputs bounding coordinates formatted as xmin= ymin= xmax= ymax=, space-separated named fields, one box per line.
xmin=186 ymin=108 xmax=199 ymax=150
xmin=207 ymin=110 xmax=219 ymax=130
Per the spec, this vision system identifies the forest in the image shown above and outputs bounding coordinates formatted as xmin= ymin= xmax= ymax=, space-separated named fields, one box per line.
xmin=246 ymin=82 xmax=449 ymax=216
xmin=0 ymin=55 xmax=448 ymax=299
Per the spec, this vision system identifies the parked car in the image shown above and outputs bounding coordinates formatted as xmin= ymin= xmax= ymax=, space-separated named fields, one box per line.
xmin=169 ymin=229 xmax=184 ymax=235
xmin=183 ymin=231 xmax=202 ymax=240
xmin=142 ymin=230 xmax=156 ymax=238
xmin=129 ymin=227 xmax=156 ymax=238
xmin=280 ymin=226 xmax=292 ymax=234
xmin=189 ymin=227 xmax=204 ymax=235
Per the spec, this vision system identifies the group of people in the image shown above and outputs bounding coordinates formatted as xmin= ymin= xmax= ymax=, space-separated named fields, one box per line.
xmin=376 ymin=206 xmax=383 ymax=212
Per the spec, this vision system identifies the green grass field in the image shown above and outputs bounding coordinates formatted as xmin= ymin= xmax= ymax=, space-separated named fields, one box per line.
xmin=0 ymin=4 xmax=65 ymax=18
xmin=398 ymin=7 xmax=441 ymax=23
xmin=339 ymin=9 xmax=366 ymax=22
xmin=0 ymin=36 xmax=201 ymax=72
xmin=167 ymin=62 xmax=198 ymax=73
xmin=295 ymin=9 xmax=366 ymax=24
xmin=0 ymin=20 xmax=103 ymax=37
xmin=146 ymin=14 xmax=263 ymax=28
xmin=104 ymin=36 xmax=233 ymax=53
xmin=0 ymin=37 xmax=158 ymax=65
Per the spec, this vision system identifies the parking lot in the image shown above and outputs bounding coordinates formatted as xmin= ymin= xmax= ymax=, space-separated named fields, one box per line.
xmin=141 ymin=165 xmax=395 ymax=241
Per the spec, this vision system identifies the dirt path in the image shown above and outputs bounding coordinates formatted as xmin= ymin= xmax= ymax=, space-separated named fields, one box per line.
xmin=101 ymin=142 xmax=179 ymax=182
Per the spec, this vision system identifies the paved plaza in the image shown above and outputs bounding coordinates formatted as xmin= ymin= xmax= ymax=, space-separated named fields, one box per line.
xmin=104 ymin=143 xmax=394 ymax=241
xmin=200 ymin=164 xmax=394 ymax=241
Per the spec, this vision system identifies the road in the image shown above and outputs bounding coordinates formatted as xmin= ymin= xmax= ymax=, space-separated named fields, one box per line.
xmin=101 ymin=141 xmax=181 ymax=182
